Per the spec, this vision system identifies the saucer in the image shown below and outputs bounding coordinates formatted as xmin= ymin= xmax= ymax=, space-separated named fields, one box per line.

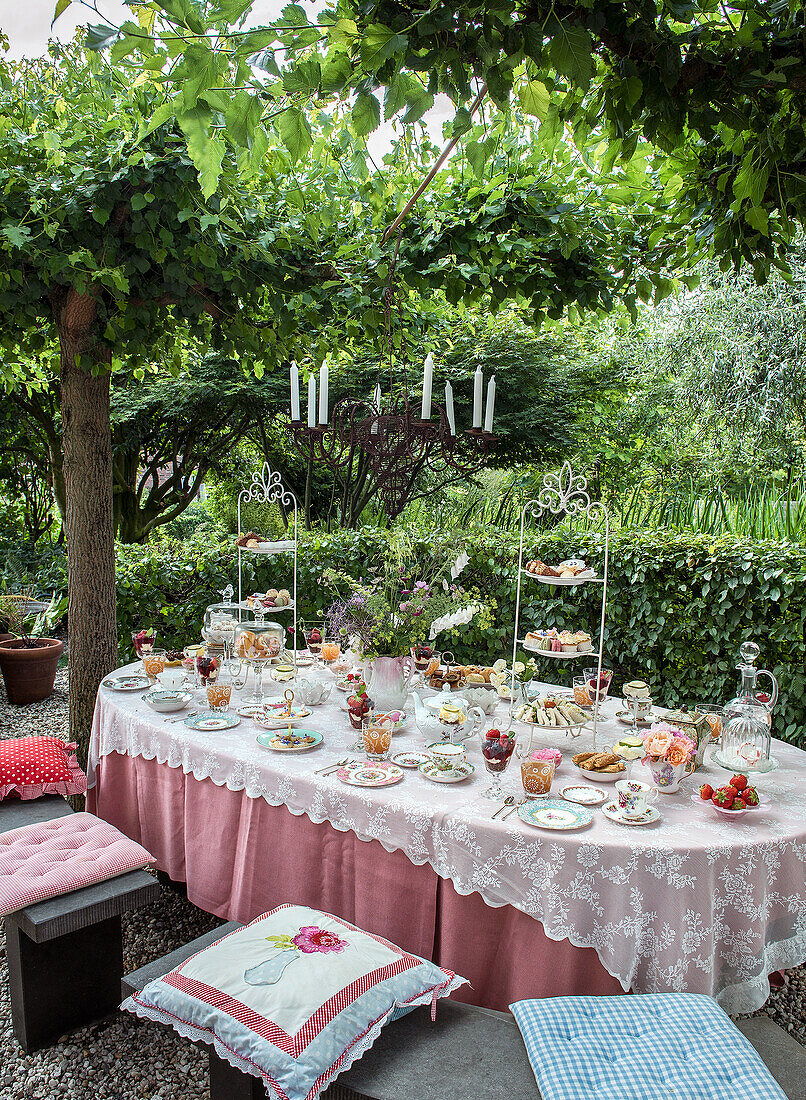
xmin=418 ymin=760 xmax=475 ymax=783
xmin=184 ymin=712 xmax=241 ymax=731
xmin=560 ymin=784 xmax=608 ymax=806
xmin=602 ymin=801 xmax=660 ymax=826
xmin=517 ymin=799 xmax=593 ymax=831
xmin=336 ymin=761 xmax=404 ymax=787
xmin=392 ymin=751 xmax=431 ymax=769
xmin=615 ymin=710 xmax=652 ymax=726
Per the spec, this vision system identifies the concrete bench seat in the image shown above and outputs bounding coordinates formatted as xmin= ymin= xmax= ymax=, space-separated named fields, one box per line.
xmin=122 ymin=926 xmax=806 ymax=1100
xmin=1 ymin=794 xmax=161 ymax=1052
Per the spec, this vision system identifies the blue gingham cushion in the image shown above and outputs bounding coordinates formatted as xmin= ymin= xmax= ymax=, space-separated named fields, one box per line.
xmin=510 ymin=993 xmax=787 ymax=1100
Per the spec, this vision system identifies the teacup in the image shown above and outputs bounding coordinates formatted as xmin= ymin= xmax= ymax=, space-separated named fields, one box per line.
xmin=157 ymin=669 xmax=187 ymax=690
xmin=615 ymin=779 xmax=658 ymax=819
xmin=428 ymin=742 xmax=466 ymax=773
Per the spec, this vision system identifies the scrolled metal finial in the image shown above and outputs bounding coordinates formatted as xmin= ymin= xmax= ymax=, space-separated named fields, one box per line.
xmin=536 ymin=462 xmax=591 ymax=517
xmin=241 ymin=462 xmax=296 ymax=509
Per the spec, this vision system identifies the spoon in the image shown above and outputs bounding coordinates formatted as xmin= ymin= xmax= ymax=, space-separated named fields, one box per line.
xmin=165 ymin=710 xmax=199 ymax=723
xmin=314 ymin=757 xmax=351 ymax=776
xmin=502 ymin=797 xmax=528 ymax=821
xmin=491 ymin=795 xmax=515 ymax=819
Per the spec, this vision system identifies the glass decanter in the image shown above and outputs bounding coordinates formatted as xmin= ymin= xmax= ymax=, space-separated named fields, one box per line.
xmin=720 ymin=641 xmax=778 ymax=772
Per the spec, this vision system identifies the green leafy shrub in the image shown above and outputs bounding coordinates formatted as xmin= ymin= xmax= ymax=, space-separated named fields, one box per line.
xmin=7 ymin=529 xmax=805 ymax=745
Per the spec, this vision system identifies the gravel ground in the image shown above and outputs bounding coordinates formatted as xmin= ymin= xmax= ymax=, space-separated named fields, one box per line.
xmin=0 ymin=669 xmax=803 ymax=1100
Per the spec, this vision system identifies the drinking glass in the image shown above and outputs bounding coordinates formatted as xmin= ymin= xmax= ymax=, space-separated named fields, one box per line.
xmin=142 ymin=650 xmax=167 ymax=685
xmin=627 ymin=695 xmax=653 ymax=734
xmin=695 ymin=703 xmax=724 ymax=743
xmin=520 ymin=759 xmax=555 ymax=797
xmin=573 ymin=676 xmax=592 ymax=706
xmin=361 ymin=716 xmax=393 ymax=761
xmin=206 ymin=678 xmax=232 ymax=713
xmin=479 ymin=727 xmax=516 ymax=800
xmin=321 ymin=642 xmax=342 ymax=665
xmin=195 ymin=652 xmax=220 ymax=689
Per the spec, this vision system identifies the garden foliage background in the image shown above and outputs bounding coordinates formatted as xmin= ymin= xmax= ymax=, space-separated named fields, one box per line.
xmin=5 ymin=529 xmax=803 ymax=747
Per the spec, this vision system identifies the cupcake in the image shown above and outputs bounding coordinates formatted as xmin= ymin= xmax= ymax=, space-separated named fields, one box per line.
xmin=575 ymin=632 xmax=593 ymax=653
xmin=559 ymin=631 xmax=577 ymax=653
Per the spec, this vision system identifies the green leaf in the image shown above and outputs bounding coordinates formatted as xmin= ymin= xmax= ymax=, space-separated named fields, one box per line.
xmin=352 ymin=92 xmax=380 ymax=136
xmin=466 ymin=140 xmax=488 ymax=179
xmin=360 ymin=24 xmax=407 ymax=71
xmin=745 ymin=206 xmax=769 ymax=236
xmin=85 ymin=23 xmax=120 ymax=51
xmin=1 ymin=223 xmax=32 ymax=249
xmin=517 ymin=79 xmax=549 ymax=120
xmin=177 ymin=106 xmax=225 ymax=198
xmin=278 ymin=106 xmax=312 ymax=162
xmin=402 ymin=88 xmax=434 ymax=126
xmin=283 ymin=59 xmax=322 ymax=95
xmin=451 ymin=107 xmax=472 ymax=138
xmin=52 ymin=0 xmax=71 ymax=24
xmin=549 ymin=26 xmax=593 ymax=88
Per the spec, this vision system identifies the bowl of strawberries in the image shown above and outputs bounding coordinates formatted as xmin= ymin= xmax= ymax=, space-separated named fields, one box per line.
xmin=694 ymin=774 xmax=769 ymax=818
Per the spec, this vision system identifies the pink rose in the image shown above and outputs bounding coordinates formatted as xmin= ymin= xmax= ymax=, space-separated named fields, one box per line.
xmin=645 ymin=730 xmax=673 ymax=757
xmin=292 ymin=926 xmax=348 ymax=954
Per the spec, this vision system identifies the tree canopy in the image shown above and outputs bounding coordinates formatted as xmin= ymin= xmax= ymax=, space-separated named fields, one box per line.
xmin=66 ymin=0 xmax=806 ymax=283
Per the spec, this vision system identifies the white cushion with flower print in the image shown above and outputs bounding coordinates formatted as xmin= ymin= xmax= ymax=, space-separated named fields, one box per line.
xmin=122 ymin=904 xmax=467 ymax=1100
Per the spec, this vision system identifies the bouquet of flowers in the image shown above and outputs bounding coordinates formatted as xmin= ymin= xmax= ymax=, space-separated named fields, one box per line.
xmin=323 ymin=542 xmax=484 ymax=661
xmin=641 ymin=723 xmax=697 ymax=768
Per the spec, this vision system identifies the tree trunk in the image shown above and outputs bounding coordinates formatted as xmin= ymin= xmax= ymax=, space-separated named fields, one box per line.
xmin=57 ymin=289 xmax=117 ymax=770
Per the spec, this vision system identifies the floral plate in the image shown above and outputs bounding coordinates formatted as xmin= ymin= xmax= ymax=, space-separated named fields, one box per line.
xmin=183 ymin=712 xmax=241 ymax=731
xmin=336 ymin=761 xmax=404 ymax=788
xmin=253 ymin=704 xmax=312 ymax=729
xmin=517 ymin=799 xmax=593 ymax=831
xmin=256 ymin=729 xmax=323 ymax=752
xmin=418 ymin=760 xmax=475 ymax=783
xmin=103 ymin=675 xmax=151 ymax=692
xmin=602 ymin=801 xmax=660 ymax=827
xmin=392 ymin=750 xmax=431 ymax=769
xmin=560 ymin=784 xmax=608 ymax=806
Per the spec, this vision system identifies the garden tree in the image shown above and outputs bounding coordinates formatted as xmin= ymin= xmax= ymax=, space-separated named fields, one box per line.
xmin=0 ymin=47 xmax=335 ymax=763
xmin=0 ymin=399 xmax=57 ymax=544
xmin=75 ymin=1 xmax=806 ymax=283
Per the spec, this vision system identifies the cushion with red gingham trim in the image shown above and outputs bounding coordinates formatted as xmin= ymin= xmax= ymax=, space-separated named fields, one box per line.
xmin=0 ymin=736 xmax=86 ymax=801
xmin=0 ymin=812 xmax=155 ymax=917
xmin=122 ymin=904 xmax=468 ymax=1100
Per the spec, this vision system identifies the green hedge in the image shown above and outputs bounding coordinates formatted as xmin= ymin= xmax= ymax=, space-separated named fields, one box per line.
xmin=5 ymin=529 xmax=805 ymax=745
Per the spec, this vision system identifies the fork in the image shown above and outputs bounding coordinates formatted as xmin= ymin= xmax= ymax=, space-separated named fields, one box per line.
xmin=165 ymin=711 xmax=199 ymax=724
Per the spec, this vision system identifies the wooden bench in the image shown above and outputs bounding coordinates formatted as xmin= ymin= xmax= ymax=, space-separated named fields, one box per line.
xmin=1 ymin=794 xmax=161 ymax=1052
xmin=122 ymin=926 xmax=806 ymax=1100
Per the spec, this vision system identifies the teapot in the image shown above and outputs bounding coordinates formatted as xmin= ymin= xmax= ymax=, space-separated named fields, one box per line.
xmin=411 ymin=691 xmax=484 ymax=744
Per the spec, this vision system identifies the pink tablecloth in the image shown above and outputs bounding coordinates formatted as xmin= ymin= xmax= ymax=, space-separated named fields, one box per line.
xmin=89 ymin=751 xmax=621 ymax=1010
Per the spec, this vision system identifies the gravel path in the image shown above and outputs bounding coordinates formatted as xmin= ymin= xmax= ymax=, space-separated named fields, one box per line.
xmin=0 ymin=669 xmax=803 ymax=1099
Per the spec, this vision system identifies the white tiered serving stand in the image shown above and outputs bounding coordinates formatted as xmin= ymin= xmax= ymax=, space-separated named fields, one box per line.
xmin=236 ymin=463 xmax=299 ymax=662
xmin=509 ymin=462 xmax=610 ymax=747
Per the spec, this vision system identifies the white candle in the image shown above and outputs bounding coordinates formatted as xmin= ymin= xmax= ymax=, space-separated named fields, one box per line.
xmin=318 ymin=359 xmax=329 ymax=425
xmin=421 ymin=353 xmax=433 ymax=420
xmin=484 ymin=375 xmax=496 ymax=433
xmin=445 ymin=381 xmax=456 ymax=435
xmin=307 ymin=372 xmax=317 ymax=428
xmin=472 ymin=364 xmax=483 ymax=428
xmin=371 ymin=383 xmax=381 ymax=434
xmin=290 ymin=362 xmax=300 ymax=421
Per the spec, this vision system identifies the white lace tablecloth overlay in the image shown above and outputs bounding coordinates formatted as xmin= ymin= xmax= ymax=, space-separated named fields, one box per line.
xmin=88 ymin=664 xmax=806 ymax=1013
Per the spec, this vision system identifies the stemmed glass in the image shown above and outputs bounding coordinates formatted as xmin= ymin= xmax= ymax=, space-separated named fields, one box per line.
xmin=479 ymin=726 xmax=516 ymax=800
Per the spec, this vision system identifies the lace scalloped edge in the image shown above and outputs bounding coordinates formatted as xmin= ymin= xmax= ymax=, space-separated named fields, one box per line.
xmin=122 ymin=974 xmax=467 ymax=1100
xmin=97 ymin=745 xmax=806 ymax=1014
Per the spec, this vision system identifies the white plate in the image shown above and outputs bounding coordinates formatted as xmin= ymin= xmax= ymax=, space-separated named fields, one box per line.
xmin=517 ymin=799 xmax=593 ymax=831
xmin=336 ymin=761 xmax=404 ymax=788
xmin=523 ymin=570 xmax=601 ymax=586
xmin=418 ymin=760 xmax=475 ymax=783
xmin=602 ymin=801 xmax=660 ymax=827
xmin=560 ymin=784 xmax=608 ymax=806
xmin=103 ymin=675 xmax=151 ymax=692
xmin=256 ymin=729 xmax=323 ymax=752
xmin=573 ymin=764 xmax=625 ymax=783
xmin=143 ymin=690 xmax=193 ymax=713
xmin=184 ymin=712 xmax=241 ymax=731
xmin=392 ymin=751 xmax=432 ymax=769
xmin=237 ymin=703 xmax=269 ymax=718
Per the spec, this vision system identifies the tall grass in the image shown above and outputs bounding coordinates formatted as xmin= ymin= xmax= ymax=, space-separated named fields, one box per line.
xmin=396 ymin=471 xmax=806 ymax=542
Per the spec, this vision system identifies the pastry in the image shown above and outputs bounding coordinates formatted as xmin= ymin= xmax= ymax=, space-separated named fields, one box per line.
xmin=164 ymin=649 xmax=184 ymax=667
xmin=481 ymin=667 xmax=494 ymax=682
xmin=529 ymin=560 xmax=560 ymax=577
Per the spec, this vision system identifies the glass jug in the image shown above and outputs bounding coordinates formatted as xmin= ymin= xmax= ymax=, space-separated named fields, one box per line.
xmin=721 ymin=641 xmax=778 ymax=771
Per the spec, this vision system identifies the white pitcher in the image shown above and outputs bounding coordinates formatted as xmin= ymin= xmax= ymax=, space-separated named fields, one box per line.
xmin=364 ymin=655 xmax=416 ymax=712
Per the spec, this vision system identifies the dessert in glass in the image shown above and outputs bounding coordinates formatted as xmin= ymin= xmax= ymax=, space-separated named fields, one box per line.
xmin=142 ymin=650 xmax=167 ymax=685
xmin=584 ymin=667 xmax=613 ymax=704
xmin=132 ymin=628 xmax=157 ymax=658
xmin=195 ymin=652 xmax=219 ymax=687
xmin=480 ymin=726 xmax=516 ymax=800
xmin=303 ymin=623 xmax=326 ymax=655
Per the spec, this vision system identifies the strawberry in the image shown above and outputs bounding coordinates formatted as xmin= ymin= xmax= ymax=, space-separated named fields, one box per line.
xmin=741 ymin=787 xmax=760 ymax=807
xmin=713 ymin=788 xmax=735 ymax=808
xmin=699 ymin=783 xmax=714 ymax=801
xmin=724 ymin=784 xmax=739 ymax=800
xmin=731 ymin=774 xmax=748 ymax=791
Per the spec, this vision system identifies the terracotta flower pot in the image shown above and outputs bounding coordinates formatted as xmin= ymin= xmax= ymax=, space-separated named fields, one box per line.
xmin=0 ymin=638 xmax=64 ymax=705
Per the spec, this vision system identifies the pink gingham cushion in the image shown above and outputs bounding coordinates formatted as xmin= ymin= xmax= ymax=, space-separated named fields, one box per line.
xmin=0 ymin=812 xmax=155 ymax=917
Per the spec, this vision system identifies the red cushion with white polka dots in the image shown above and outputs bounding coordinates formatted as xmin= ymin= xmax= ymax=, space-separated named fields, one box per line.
xmin=0 ymin=737 xmax=86 ymax=801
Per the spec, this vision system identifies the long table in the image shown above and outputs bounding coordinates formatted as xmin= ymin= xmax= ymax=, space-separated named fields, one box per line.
xmin=87 ymin=664 xmax=806 ymax=1013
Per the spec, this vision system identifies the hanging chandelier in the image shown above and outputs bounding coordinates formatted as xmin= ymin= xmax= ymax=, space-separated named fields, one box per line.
xmin=286 ymin=234 xmax=497 ymax=519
